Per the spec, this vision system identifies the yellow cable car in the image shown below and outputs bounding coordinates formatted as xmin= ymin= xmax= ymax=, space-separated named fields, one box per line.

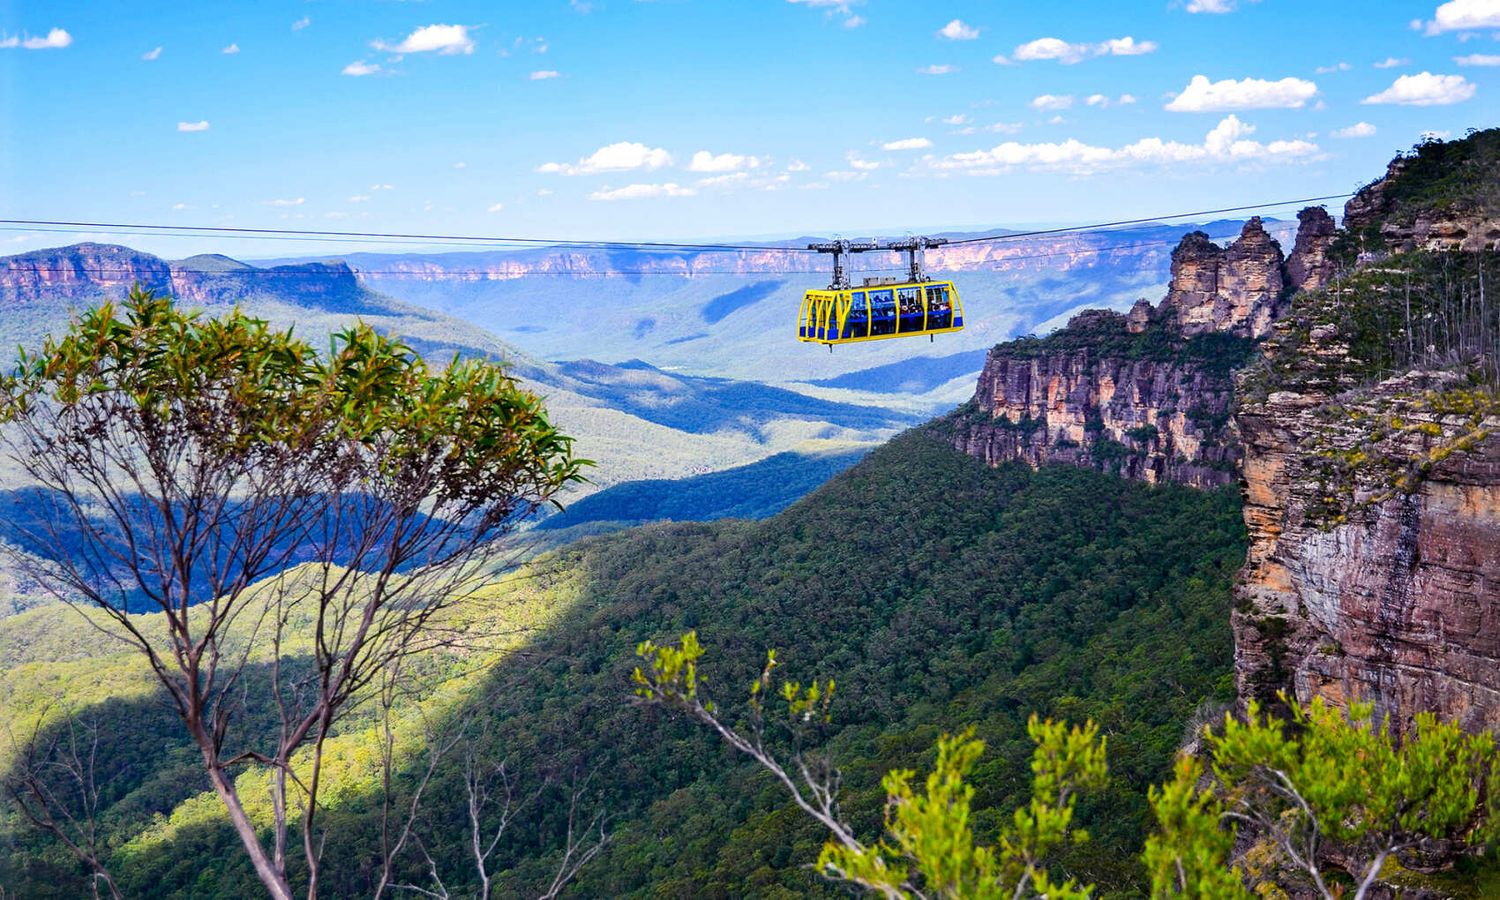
xmin=798 ymin=278 xmax=964 ymax=346
xmin=796 ymin=236 xmax=965 ymax=347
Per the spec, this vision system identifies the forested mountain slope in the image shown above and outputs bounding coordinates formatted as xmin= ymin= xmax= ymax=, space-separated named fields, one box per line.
xmin=0 ymin=429 xmax=1244 ymax=897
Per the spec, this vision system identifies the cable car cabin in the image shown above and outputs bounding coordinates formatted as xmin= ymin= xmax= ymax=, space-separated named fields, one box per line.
xmin=797 ymin=278 xmax=964 ymax=346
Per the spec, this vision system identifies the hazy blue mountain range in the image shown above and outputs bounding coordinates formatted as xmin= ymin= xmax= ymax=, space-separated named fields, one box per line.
xmin=272 ymin=218 xmax=1295 ymax=398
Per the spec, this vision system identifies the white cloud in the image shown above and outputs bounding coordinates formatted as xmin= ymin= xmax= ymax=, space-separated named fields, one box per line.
xmin=1332 ymin=121 xmax=1377 ymax=138
xmin=1030 ymin=93 xmax=1074 ymax=110
xmin=1374 ymin=57 xmax=1409 ymax=68
xmin=487 ymin=202 xmax=505 ymax=213
xmin=1421 ymin=0 xmax=1500 ymax=34
xmin=824 ymin=170 xmax=867 ymax=182
xmin=786 ymin=0 xmax=865 ymax=28
xmin=941 ymin=113 xmax=969 ymax=125
xmin=1012 ymin=35 xmax=1157 ymax=64
xmin=688 ymin=150 xmax=762 ymax=172
xmin=177 ymin=120 xmax=210 ymax=132
xmin=540 ymin=142 xmax=673 ymax=175
xmin=929 ymin=114 xmax=1318 ymax=176
xmin=374 ymin=24 xmax=475 ymax=55
xmin=846 ymin=153 xmax=879 ymax=171
xmin=172 ymin=203 xmax=189 ymax=210
xmin=1165 ymin=74 xmax=1318 ymax=111
xmin=142 ymin=46 xmax=162 ymax=61
xmin=917 ymin=64 xmax=957 ymax=75
xmin=1363 ymin=71 xmax=1476 ymax=105
xmin=786 ymin=160 xmax=811 ymax=172
xmin=589 ymin=182 xmax=695 ymax=201
xmin=342 ymin=60 xmax=381 ymax=76
xmin=348 ymin=195 xmax=371 ymax=202
xmin=292 ymin=16 xmax=311 ymax=32
xmin=371 ymin=183 xmax=394 ymax=191
xmin=1456 ymin=53 xmax=1500 ymax=65
xmin=1119 ymin=93 xmax=1138 ymax=104
xmin=529 ymin=69 xmax=559 ymax=80
xmin=537 ymin=188 xmax=554 ymax=196
xmin=882 ymin=137 xmax=932 ymax=150
xmin=1086 ymin=94 xmax=1109 ymax=106
xmin=1185 ymin=0 xmax=1237 ymax=11
xmin=267 ymin=198 xmax=305 ymax=206
xmin=0 ymin=28 xmax=73 ymax=50
xmin=695 ymin=172 xmax=750 ymax=189
xmin=938 ymin=19 xmax=980 ymax=40
xmin=1421 ymin=129 xmax=1452 ymax=140
xmin=1314 ymin=61 xmax=1350 ymax=74
xmin=222 ymin=43 xmax=240 ymax=55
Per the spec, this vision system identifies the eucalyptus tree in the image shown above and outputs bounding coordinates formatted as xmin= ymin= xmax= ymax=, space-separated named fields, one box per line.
xmin=0 ymin=290 xmax=585 ymax=900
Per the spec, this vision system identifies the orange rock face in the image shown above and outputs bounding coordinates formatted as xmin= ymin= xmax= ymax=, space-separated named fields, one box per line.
xmin=1233 ymin=372 xmax=1500 ymax=734
xmin=1166 ymin=217 xmax=1286 ymax=339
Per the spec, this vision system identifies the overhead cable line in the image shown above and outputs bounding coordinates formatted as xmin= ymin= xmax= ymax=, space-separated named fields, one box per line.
xmin=0 ymin=191 xmax=1352 ymax=256
xmin=942 ymin=193 xmax=1353 ymax=245
xmin=7 ymin=234 xmax=1249 ymax=281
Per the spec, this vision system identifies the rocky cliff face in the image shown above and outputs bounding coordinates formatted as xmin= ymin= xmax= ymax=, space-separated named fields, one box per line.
xmin=1343 ymin=148 xmax=1500 ymax=254
xmin=1166 ymin=217 xmax=1287 ymax=339
xmin=1284 ymin=206 xmax=1338 ymax=293
xmin=948 ymin=310 xmax=1240 ymax=488
xmin=0 ymin=243 xmax=365 ymax=310
xmin=949 ymin=211 xmax=1334 ymax=487
xmin=1233 ymin=368 xmax=1500 ymax=733
xmin=1232 ymin=130 xmax=1500 ymax=732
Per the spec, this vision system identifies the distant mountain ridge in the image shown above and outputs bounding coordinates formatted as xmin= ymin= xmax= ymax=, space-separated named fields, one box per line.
xmin=0 ymin=242 xmax=366 ymax=311
xmin=0 ymin=242 xmax=910 ymax=500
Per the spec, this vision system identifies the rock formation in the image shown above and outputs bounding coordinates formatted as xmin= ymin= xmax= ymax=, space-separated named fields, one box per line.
xmin=1233 ymin=368 xmax=1500 ymax=734
xmin=0 ymin=243 xmax=365 ymax=310
xmin=948 ymin=311 xmax=1239 ymax=488
xmin=1166 ymin=217 xmax=1287 ymax=339
xmin=948 ymin=209 xmax=1334 ymax=487
xmin=1344 ymin=155 xmax=1500 ymax=253
xmin=1284 ymin=206 xmax=1338 ymax=293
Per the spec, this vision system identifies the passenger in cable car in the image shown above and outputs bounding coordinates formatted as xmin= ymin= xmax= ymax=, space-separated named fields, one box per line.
xmin=869 ymin=289 xmax=896 ymax=335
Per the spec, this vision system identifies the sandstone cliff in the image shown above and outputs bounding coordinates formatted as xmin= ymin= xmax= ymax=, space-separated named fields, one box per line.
xmin=947 ymin=309 xmax=1242 ymax=488
xmin=1234 ymin=369 xmax=1500 ymax=732
xmin=1342 ymin=130 xmax=1500 ymax=254
xmin=1167 ymin=217 xmax=1286 ymax=339
xmin=948 ymin=211 xmax=1334 ymax=487
xmin=1231 ymin=129 xmax=1500 ymax=732
xmin=0 ymin=243 xmax=368 ymax=310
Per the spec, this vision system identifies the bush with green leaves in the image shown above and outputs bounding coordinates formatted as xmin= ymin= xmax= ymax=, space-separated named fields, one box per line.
xmin=634 ymin=631 xmax=1108 ymax=899
xmin=1145 ymin=694 xmax=1500 ymax=900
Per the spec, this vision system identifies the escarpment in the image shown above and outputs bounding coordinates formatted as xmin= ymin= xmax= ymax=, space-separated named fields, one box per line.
xmin=1233 ymin=368 xmax=1500 ymax=732
xmin=948 ymin=210 xmax=1332 ymax=487
xmin=1231 ymin=128 xmax=1500 ymax=732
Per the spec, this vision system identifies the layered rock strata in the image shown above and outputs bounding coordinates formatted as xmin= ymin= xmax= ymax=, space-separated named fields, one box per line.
xmin=1233 ymin=369 xmax=1500 ymax=733
xmin=950 ymin=211 xmax=1336 ymax=487
xmin=949 ymin=311 xmax=1239 ymax=488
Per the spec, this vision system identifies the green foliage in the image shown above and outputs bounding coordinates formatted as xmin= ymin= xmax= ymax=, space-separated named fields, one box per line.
xmin=819 ymin=722 xmax=1104 ymax=900
xmin=1146 ymin=695 xmax=1500 ymax=898
xmin=0 ymin=288 xmax=587 ymax=509
xmin=0 ymin=431 xmax=1245 ymax=897
xmin=999 ymin=312 xmax=1257 ymax=378
xmin=636 ymin=632 xmax=1107 ymax=898
xmin=1377 ymin=128 xmax=1500 ymax=226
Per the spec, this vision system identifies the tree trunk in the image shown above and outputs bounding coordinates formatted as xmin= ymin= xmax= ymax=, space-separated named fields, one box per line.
xmin=205 ymin=761 xmax=295 ymax=900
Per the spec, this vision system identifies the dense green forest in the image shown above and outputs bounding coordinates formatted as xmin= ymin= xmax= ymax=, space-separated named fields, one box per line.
xmin=0 ymin=428 xmax=1244 ymax=897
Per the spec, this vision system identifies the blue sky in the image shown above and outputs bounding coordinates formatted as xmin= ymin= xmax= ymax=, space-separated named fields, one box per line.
xmin=1 ymin=0 xmax=1497 ymax=257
